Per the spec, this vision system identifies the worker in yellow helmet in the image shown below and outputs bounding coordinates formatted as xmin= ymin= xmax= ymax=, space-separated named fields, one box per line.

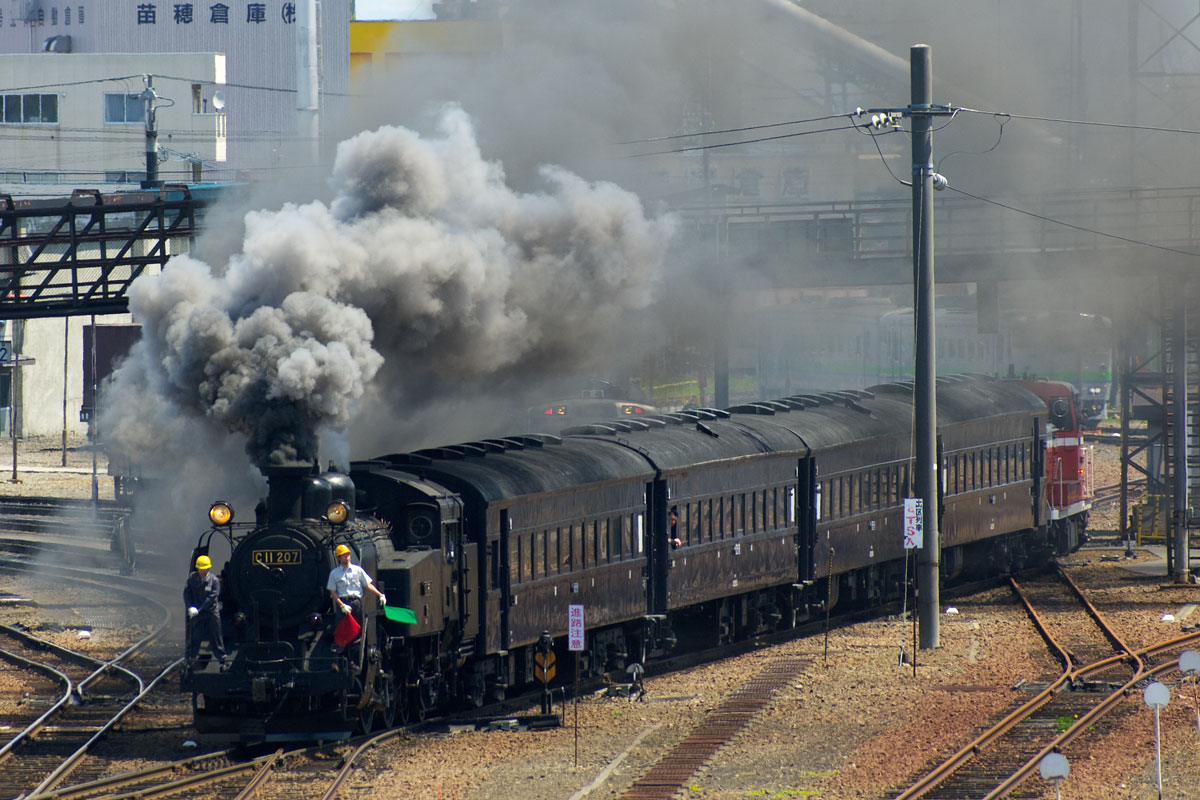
xmin=184 ymin=553 xmax=225 ymax=665
xmin=327 ymin=543 xmax=386 ymax=652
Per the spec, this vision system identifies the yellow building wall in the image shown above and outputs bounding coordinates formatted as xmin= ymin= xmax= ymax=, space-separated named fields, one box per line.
xmin=349 ymin=20 xmax=503 ymax=82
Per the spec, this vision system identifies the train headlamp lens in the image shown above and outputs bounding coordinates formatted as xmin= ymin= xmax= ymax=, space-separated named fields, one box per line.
xmin=208 ymin=502 xmax=234 ymax=526
xmin=326 ymin=501 xmax=349 ymax=524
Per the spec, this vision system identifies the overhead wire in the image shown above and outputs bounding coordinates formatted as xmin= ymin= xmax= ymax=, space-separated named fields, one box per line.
xmin=943 ymin=184 xmax=1200 ymax=259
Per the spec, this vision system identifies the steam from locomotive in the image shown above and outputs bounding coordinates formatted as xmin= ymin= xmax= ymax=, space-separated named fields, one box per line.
xmin=99 ymin=105 xmax=676 ymax=515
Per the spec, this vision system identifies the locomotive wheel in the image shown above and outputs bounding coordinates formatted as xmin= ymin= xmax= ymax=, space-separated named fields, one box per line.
xmin=377 ymin=673 xmax=396 ymax=729
xmin=396 ymin=686 xmax=412 ymax=725
xmin=353 ymin=675 xmax=376 ymax=733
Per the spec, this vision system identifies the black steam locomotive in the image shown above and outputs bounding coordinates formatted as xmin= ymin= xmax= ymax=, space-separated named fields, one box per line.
xmin=181 ymin=375 xmax=1090 ymax=742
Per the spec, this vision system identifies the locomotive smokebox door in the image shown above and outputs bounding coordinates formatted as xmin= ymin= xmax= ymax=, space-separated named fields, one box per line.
xmin=230 ymin=526 xmax=333 ymax=630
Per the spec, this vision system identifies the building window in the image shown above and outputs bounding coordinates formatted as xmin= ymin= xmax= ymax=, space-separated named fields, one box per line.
xmin=104 ymin=93 xmax=145 ymax=124
xmin=2 ymin=94 xmax=58 ymax=124
xmin=734 ymin=168 xmax=762 ymax=197
xmin=64 ymin=6 xmax=69 ymax=24
xmin=780 ymin=167 xmax=809 ymax=199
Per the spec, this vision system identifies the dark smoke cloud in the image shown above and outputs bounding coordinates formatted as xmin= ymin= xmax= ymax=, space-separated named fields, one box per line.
xmin=101 ymin=105 xmax=676 ymax=480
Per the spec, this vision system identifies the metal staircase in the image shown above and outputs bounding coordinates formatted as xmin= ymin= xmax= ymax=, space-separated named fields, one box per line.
xmin=1157 ymin=283 xmax=1200 ymax=573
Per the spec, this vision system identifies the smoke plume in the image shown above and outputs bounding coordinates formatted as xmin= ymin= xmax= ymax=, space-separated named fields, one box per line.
xmin=100 ymin=105 xmax=676 ymax=483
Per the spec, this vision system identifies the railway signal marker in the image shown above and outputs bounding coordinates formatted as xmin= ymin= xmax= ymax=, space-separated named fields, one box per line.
xmin=534 ymin=651 xmax=556 ymax=683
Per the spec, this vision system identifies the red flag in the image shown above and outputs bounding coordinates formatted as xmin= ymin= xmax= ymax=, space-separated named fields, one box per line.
xmin=333 ymin=612 xmax=361 ymax=647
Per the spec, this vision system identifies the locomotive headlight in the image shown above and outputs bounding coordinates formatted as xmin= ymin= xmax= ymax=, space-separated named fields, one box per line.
xmin=325 ymin=501 xmax=349 ymax=525
xmin=208 ymin=502 xmax=234 ymax=526
xmin=308 ymin=613 xmax=322 ymax=630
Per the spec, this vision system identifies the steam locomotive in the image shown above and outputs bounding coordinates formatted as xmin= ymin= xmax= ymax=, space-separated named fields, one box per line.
xmin=180 ymin=374 xmax=1091 ymax=742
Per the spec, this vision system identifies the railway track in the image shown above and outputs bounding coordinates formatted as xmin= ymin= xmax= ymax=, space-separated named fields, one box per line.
xmin=0 ymin=557 xmax=191 ymax=798
xmin=618 ymin=656 xmax=810 ymax=800
xmin=888 ymin=563 xmax=1200 ymax=799
xmin=0 ymin=496 xmax=150 ymax=576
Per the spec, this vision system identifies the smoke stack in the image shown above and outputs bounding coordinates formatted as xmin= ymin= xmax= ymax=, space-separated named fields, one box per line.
xmin=261 ymin=461 xmax=320 ymax=522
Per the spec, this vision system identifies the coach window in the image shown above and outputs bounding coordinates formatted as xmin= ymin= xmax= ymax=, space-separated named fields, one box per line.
xmin=535 ymin=532 xmax=549 ymax=575
xmin=576 ymin=522 xmax=585 ymax=573
xmin=535 ymin=530 xmax=546 ymax=577
xmin=523 ymin=534 xmax=533 ymax=582
xmin=727 ymin=495 xmax=736 ymax=536
xmin=829 ymin=479 xmax=839 ymax=520
xmin=597 ymin=519 xmax=608 ymax=563
xmin=547 ymin=529 xmax=559 ymax=575
xmin=736 ymin=493 xmax=745 ymax=535
xmin=489 ymin=541 xmax=499 ymax=589
xmin=511 ymin=537 xmax=522 ymax=585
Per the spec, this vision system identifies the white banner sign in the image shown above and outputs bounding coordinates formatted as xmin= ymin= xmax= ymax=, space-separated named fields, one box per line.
xmin=903 ymin=497 xmax=923 ymax=549
xmin=568 ymin=604 xmax=585 ymax=651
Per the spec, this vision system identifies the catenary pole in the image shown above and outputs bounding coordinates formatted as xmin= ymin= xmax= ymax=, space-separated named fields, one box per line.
xmin=912 ymin=45 xmax=941 ymax=649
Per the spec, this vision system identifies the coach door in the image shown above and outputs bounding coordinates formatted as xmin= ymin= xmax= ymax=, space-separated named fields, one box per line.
xmin=648 ymin=480 xmax=669 ymax=615
xmin=797 ymin=457 xmax=816 ymax=584
xmin=498 ymin=509 xmax=512 ymax=650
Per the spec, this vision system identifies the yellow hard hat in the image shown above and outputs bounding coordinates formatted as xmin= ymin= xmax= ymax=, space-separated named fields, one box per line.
xmin=334 ymin=544 xmax=351 ymax=557
xmin=195 ymin=555 xmax=212 ymax=570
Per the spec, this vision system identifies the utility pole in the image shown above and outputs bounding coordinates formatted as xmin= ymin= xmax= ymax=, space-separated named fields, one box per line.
xmin=295 ymin=0 xmax=321 ymax=168
xmin=910 ymin=45 xmax=940 ymax=649
xmin=863 ymin=44 xmax=952 ymax=649
xmin=140 ymin=75 xmax=161 ymax=189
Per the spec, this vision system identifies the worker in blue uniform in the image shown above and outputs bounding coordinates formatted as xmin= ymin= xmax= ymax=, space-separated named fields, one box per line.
xmin=184 ymin=554 xmax=225 ymax=664
xmin=327 ymin=544 xmax=386 ymax=650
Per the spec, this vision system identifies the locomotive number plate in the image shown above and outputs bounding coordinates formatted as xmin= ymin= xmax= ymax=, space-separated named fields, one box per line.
xmin=252 ymin=549 xmax=302 ymax=566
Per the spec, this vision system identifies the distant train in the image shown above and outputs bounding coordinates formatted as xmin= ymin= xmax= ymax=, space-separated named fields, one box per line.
xmin=741 ymin=298 xmax=1113 ymax=427
xmin=181 ymin=374 xmax=1091 ymax=742
xmin=526 ymin=377 xmax=657 ymax=431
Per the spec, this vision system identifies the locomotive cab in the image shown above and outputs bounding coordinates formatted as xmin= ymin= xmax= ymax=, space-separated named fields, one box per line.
xmin=1018 ymin=379 xmax=1092 ymax=552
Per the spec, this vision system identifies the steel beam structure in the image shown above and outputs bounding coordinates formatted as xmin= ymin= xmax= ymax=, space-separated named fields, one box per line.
xmin=0 ymin=186 xmax=205 ymax=320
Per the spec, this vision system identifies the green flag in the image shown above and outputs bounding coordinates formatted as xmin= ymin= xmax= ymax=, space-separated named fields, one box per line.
xmin=383 ymin=604 xmax=418 ymax=624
